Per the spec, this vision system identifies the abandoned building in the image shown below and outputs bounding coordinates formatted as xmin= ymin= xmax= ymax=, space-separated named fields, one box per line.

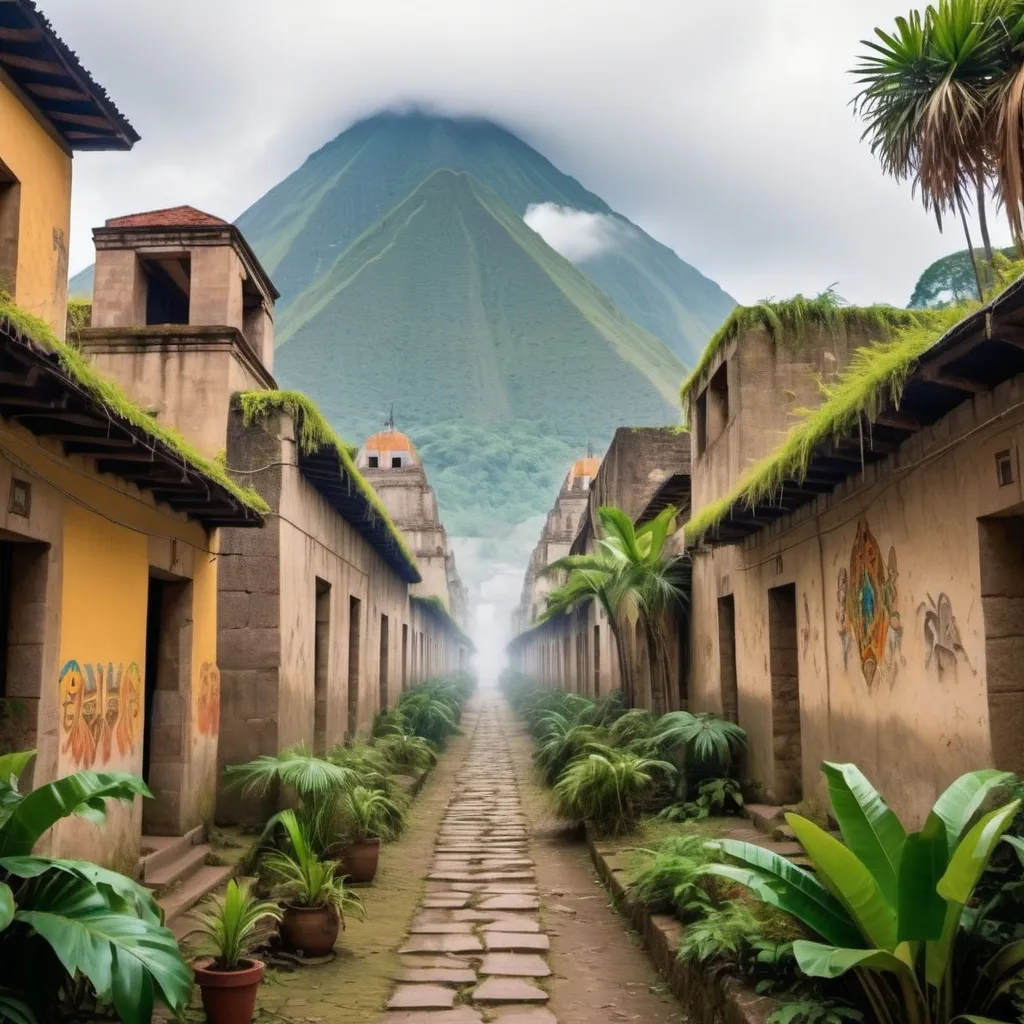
xmin=0 ymin=8 xmax=266 ymax=876
xmin=76 ymin=207 xmax=471 ymax=837
xmin=509 ymin=428 xmax=691 ymax=704
xmin=357 ymin=422 xmax=469 ymax=627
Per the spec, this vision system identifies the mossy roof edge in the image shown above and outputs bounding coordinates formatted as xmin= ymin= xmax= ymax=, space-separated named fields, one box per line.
xmin=237 ymin=390 xmax=421 ymax=581
xmin=411 ymin=594 xmax=475 ymax=650
xmin=683 ymin=262 xmax=1024 ymax=546
xmin=678 ymin=292 xmax=938 ymax=409
xmin=0 ymin=296 xmax=270 ymax=517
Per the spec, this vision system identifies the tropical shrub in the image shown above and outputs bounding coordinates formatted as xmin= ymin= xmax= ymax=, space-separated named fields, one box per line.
xmin=629 ymin=832 xmax=717 ymax=916
xmin=676 ymin=900 xmax=762 ymax=966
xmin=552 ymin=746 xmax=674 ymax=834
xmin=767 ymin=999 xmax=864 ymax=1024
xmin=261 ymin=811 xmax=364 ymax=923
xmin=339 ymin=785 xmax=406 ymax=842
xmin=0 ymin=750 xmax=192 ymax=1024
xmin=533 ymin=713 xmax=608 ymax=786
xmin=192 ymin=878 xmax=281 ymax=971
xmin=373 ymin=732 xmax=437 ymax=772
xmin=642 ymin=711 xmax=746 ymax=783
xmin=394 ymin=690 xmax=460 ymax=747
xmin=706 ymin=762 xmax=1024 ymax=1024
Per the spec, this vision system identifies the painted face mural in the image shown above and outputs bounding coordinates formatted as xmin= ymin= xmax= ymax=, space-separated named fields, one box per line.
xmin=840 ymin=519 xmax=903 ymax=689
xmin=59 ymin=659 xmax=142 ymax=768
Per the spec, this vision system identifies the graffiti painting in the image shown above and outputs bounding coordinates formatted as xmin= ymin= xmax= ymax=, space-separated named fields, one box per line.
xmin=839 ymin=519 xmax=903 ymax=689
xmin=196 ymin=661 xmax=221 ymax=736
xmin=918 ymin=592 xmax=976 ymax=677
xmin=59 ymin=660 xmax=142 ymax=768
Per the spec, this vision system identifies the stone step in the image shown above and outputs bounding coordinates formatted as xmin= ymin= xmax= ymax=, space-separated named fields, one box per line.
xmin=162 ymin=863 xmax=238 ymax=936
xmin=137 ymin=824 xmax=205 ymax=881
xmin=744 ymin=803 xmax=786 ymax=837
xmin=144 ymin=841 xmax=213 ymax=893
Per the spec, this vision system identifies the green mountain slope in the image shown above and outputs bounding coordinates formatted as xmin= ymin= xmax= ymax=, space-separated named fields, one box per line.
xmin=275 ymin=170 xmax=683 ymax=439
xmin=237 ymin=110 xmax=734 ymax=363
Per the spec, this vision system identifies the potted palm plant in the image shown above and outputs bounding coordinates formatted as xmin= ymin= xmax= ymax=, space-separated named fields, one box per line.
xmin=263 ymin=810 xmax=365 ymax=957
xmin=191 ymin=879 xmax=281 ymax=1024
xmin=338 ymin=785 xmax=406 ymax=883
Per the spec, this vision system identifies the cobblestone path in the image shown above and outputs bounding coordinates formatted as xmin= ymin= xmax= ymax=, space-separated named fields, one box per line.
xmin=381 ymin=697 xmax=555 ymax=1024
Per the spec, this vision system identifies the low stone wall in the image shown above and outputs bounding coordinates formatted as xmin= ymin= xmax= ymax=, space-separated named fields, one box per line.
xmin=587 ymin=834 xmax=777 ymax=1024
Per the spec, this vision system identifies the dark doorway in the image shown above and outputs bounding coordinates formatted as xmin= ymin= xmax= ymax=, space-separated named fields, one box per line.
xmin=347 ymin=596 xmax=361 ymax=741
xmin=401 ymin=624 xmax=409 ymax=692
xmin=143 ymin=578 xmax=165 ymax=785
xmin=718 ymin=595 xmax=739 ymax=723
xmin=379 ymin=614 xmax=390 ymax=711
xmin=768 ymin=583 xmax=802 ymax=802
xmin=593 ymin=625 xmax=600 ymax=695
xmin=979 ymin=516 xmax=1024 ymax=773
xmin=313 ymin=579 xmax=330 ymax=755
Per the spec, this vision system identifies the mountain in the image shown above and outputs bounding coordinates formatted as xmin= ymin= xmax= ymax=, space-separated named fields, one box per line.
xmin=237 ymin=111 xmax=734 ymax=364
xmin=274 ymin=169 xmax=685 ymax=507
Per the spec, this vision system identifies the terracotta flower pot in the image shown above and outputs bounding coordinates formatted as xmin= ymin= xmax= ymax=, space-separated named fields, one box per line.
xmin=193 ymin=957 xmax=264 ymax=1024
xmin=340 ymin=837 xmax=381 ymax=883
xmin=281 ymin=903 xmax=340 ymax=957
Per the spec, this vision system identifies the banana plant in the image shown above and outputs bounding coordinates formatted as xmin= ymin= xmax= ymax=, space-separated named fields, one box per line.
xmin=0 ymin=750 xmax=192 ymax=1024
xmin=704 ymin=762 xmax=1023 ymax=1024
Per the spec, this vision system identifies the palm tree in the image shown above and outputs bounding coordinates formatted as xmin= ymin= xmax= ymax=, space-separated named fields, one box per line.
xmin=541 ymin=505 xmax=691 ymax=714
xmin=851 ymin=0 xmax=1007 ymax=296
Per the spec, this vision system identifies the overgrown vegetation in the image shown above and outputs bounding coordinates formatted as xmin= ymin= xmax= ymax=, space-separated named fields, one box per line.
xmin=679 ymin=289 xmax=926 ymax=406
xmin=237 ymin=390 xmax=418 ymax=577
xmin=0 ymin=294 xmax=269 ymax=516
xmin=684 ymin=256 xmax=1024 ymax=545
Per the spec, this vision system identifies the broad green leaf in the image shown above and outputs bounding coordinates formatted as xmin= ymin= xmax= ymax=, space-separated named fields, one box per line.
xmin=1003 ymin=834 xmax=1024 ymax=867
xmin=705 ymin=839 xmax=862 ymax=948
xmin=0 ymin=751 xmax=35 ymax=788
xmin=787 ymin=814 xmax=896 ymax=949
xmin=897 ymin=816 xmax=948 ymax=941
xmin=15 ymin=872 xmax=191 ymax=1024
xmin=0 ymin=881 xmax=13 ymax=929
xmin=0 ymin=771 xmax=151 ymax=857
xmin=0 ymin=856 xmax=162 ymax=924
xmin=930 ymin=770 xmax=1014 ymax=858
xmin=792 ymin=940 xmax=913 ymax=979
xmin=951 ymin=1018 xmax=1016 ymax=1023
xmin=822 ymin=761 xmax=906 ymax=907
xmin=981 ymin=939 xmax=1024 ymax=1000
xmin=0 ymin=991 xmax=37 ymax=1024
xmin=937 ymin=800 xmax=1022 ymax=905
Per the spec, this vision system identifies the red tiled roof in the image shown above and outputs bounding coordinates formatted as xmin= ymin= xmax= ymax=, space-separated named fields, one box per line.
xmin=105 ymin=206 xmax=228 ymax=229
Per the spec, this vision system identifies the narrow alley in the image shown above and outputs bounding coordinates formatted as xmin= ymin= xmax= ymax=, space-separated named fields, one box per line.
xmin=380 ymin=694 xmax=682 ymax=1024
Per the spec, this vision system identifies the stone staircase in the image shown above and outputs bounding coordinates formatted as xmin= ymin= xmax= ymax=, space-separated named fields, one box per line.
xmin=138 ymin=826 xmax=237 ymax=936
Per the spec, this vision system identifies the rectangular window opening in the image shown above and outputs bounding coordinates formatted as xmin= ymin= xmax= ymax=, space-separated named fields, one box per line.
xmin=694 ymin=389 xmax=708 ymax=457
xmin=718 ymin=595 xmax=738 ymax=723
xmin=401 ymin=623 xmax=409 ymax=692
xmin=391 ymin=456 xmax=402 ymax=468
xmin=368 ymin=456 xmax=379 ymax=468
xmin=347 ymin=596 xmax=361 ymax=741
xmin=768 ymin=583 xmax=802 ymax=803
xmin=142 ymin=255 xmax=190 ymax=326
xmin=314 ymin=579 xmax=331 ymax=755
xmin=378 ymin=613 xmax=390 ymax=711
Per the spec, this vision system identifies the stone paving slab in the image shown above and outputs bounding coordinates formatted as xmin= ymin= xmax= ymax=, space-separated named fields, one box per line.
xmin=491 ymin=1009 xmax=558 ymax=1024
xmin=399 ymin=968 xmax=479 ymax=985
xmin=472 ymin=978 xmax=549 ymax=1003
xmin=387 ymin=984 xmax=457 ymax=1009
xmin=400 ymin=934 xmax=483 ymax=954
xmin=385 ymin=1010 xmax=483 ymax=1024
xmin=479 ymin=953 xmax=551 ymax=977
xmin=482 ymin=932 xmax=550 ymax=952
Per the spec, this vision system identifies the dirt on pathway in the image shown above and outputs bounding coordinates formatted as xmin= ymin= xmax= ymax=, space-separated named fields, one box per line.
xmin=373 ymin=692 xmax=686 ymax=1024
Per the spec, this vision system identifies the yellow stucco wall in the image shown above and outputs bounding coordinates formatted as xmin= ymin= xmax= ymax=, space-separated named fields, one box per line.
xmin=0 ymin=76 xmax=72 ymax=335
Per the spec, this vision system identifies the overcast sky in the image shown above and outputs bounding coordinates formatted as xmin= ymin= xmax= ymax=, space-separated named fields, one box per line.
xmin=47 ymin=0 xmax=1005 ymax=308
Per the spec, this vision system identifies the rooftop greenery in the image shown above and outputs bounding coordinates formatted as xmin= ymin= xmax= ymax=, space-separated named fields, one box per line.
xmin=684 ymin=258 xmax=1024 ymax=545
xmin=411 ymin=593 xmax=475 ymax=650
xmin=0 ymin=295 xmax=269 ymax=516
xmin=678 ymin=288 xmax=935 ymax=408
xmin=237 ymin=389 xmax=419 ymax=577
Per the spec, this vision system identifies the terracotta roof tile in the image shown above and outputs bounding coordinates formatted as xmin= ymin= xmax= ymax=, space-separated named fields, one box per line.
xmin=105 ymin=205 xmax=228 ymax=229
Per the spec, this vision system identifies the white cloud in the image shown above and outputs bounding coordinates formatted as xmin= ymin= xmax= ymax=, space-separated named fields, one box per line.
xmin=523 ymin=203 xmax=626 ymax=262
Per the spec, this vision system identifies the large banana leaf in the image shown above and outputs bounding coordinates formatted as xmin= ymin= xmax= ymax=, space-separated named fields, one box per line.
xmin=0 ymin=752 xmax=34 ymax=789
xmin=930 ymin=769 xmax=1014 ymax=858
xmin=705 ymin=839 xmax=862 ymax=947
xmin=1003 ymin=835 xmax=1024 ymax=866
xmin=14 ymin=872 xmax=191 ymax=1024
xmin=787 ymin=814 xmax=897 ymax=950
xmin=0 ymin=856 xmax=163 ymax=924
xmin=821 ymin=762 xmax=906 ymax=907
xmin=979 ymin=939 xmax=1024 ymax=1008
xmin=0 ymin=881 xmax=12 ymax=928
xmin=792 ymin=939 xmax=914 ymax=980
xmin=897 ymin=815 xmax=948 ymax=941
xmin=0 ymin=990 xmax=37 ymax=1024
xmin=0 ymin=772 xmax=151 ymax=857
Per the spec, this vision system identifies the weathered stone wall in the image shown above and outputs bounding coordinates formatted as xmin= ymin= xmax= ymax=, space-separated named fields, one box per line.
xmin=689 ymin=373 xmax=1024 ymax=825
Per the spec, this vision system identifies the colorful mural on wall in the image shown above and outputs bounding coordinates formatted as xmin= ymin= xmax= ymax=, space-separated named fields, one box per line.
xmin=196 ymin=661 xmax=220 ymax=737
xmin=918 ymin=592 xmax=976 ymax=677
xmin=839 ymin=519 xmax=903 ymax=689
xmin=59 ymin=660 xmax=142 ymax=768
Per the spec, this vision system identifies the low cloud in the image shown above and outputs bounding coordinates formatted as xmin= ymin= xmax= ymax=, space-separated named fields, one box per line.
xmin=523 ymin=203 xmax=626 ymax=262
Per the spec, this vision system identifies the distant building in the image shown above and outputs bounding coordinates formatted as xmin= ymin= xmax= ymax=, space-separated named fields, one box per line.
xmin=357 ymin=423 xmax=469 ymax=628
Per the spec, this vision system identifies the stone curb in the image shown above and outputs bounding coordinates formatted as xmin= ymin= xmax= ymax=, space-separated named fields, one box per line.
xmin=585 ymin=832 xmax=778 ymax=1024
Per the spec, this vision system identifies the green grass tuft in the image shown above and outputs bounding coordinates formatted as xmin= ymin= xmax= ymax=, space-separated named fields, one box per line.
xmin=0 ymin=295 xmax=269 ymax=516
xmin=237 ymin=390 xmax=419 ymax=577
xmin=679 ymin=287 xmax=936 ymax=409
xmin=683 ymin=259 xmax=1024 ymax=545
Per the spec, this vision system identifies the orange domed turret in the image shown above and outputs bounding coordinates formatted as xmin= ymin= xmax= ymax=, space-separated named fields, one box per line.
xmin=359 ymin=423 xmax=420 ymax=469
xmin=570 ymin=456 xmax=601 ymax=480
